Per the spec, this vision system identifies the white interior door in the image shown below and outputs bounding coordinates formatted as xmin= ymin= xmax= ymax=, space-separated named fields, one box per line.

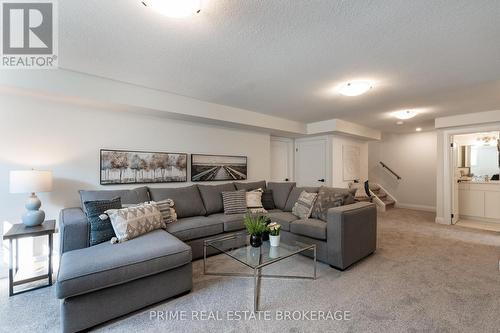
xmin=451 ymin=139 xmax=460 ymax=224
xmin=295 ymin=137 xmax=328 ymax=187
xmin=270 ymin=137 xmax=293 ymax=181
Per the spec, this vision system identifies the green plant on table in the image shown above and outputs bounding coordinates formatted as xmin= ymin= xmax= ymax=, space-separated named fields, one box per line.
xmin=243 ymin=213 xmax=268 ymax=235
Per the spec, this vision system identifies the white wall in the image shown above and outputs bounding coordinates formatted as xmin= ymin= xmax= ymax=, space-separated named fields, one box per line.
xmin=0 ymin=93 xmax=271 ymax=224
xmin=369 ymin=131 xmax=437 ymax=211
xmin=331 ymin=135 xmax=369 ymax=188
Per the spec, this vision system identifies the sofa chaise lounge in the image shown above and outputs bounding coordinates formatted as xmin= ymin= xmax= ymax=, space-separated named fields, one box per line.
xmin=56 ymin=181 xmax=377 ymax=332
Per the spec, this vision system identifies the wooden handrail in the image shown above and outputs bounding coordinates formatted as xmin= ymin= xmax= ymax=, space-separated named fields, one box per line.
xmin=379 ymin=161 xmax=402 ymax=180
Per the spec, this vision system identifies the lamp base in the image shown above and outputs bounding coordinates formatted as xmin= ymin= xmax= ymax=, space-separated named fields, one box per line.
xmin=22 ymin=193 xmax=45 ymax=227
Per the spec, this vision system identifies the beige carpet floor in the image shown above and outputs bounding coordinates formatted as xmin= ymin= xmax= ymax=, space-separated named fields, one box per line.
xmin=1 ymin=208 xmax=500 ymax=333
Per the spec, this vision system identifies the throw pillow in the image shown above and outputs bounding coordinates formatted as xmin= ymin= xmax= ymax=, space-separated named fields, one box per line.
xmin=154 ymin=199 xmax=177 ymax=224
xmin=292 ymin=191 xmax=318 ymax=219
xmin=354 ymin=186 xmax=370 ymax=200
xmin=222 ymin=190 xmax=248 ymax=214
xmin=311 ymin=187 xmax=355 ymax=221
xmin=105 ymin=202 xmax=164 ymax=243
xmin=246 ymin=189 xmax=267 ymax=214
xmin=261 ymin=189 xmax=275 ymax=210
xmin=84 ymin=197 xmax=122 ymax=246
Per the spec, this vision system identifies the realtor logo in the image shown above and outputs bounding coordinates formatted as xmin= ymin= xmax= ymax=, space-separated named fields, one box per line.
xmin=1 ymin=0 xmax=58 ymax=68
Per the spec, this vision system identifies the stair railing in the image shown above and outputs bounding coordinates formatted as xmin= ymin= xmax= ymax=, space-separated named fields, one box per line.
xmin=379 ymin=161 xmax=402 ymax=180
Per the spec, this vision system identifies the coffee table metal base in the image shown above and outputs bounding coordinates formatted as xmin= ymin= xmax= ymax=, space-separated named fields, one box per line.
xmin=203 ymin=239 xmax=316 ymax=312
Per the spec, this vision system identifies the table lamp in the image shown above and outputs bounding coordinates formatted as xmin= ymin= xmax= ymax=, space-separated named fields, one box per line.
xmin=9 ymin=170 xmax=53 ymax=227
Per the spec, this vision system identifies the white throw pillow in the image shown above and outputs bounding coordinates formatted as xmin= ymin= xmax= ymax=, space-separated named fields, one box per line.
xmin=105 ymin=202 xmax=164 ymax=243
xmin=246 ymin=188 xmax=267 ymax=214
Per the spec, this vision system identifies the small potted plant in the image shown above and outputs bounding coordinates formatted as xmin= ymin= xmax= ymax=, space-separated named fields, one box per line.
xmin=268 ymin=222 xmax=281 ymax=247
xmin=244 ymin=213 xmax=267 ymax=247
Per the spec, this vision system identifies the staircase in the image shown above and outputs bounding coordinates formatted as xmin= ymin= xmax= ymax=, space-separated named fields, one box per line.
xmin=369 ymin=183 xmax=396 ymax=211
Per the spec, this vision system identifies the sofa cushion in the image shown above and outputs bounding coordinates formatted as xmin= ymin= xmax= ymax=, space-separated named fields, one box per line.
xmin=84 ymin=197 xmax=122 ymax=246
xmin=267 ymin=182 xmax=295 ymax=210
xmin=209 ymin=213 xmax=246 ymax=232
xmin=197 ymin=183 xmax=236 ymax=215
xmin=56 ymin=230 xmax=191 ymax=299
xmin=166 ymin=216 xmax=223 ymax=241
xmin=79 ymin=187 xmax=149 ymax=214
xmin=149 ymin=185 xmax=206 ymax=218
xmin=234 ymin=180 xmax=266 ymax=191
xmin=265 ymin=211 xmax=299 ymax=231
xmin=284 ymin=186 xmax=319 ymax=212
xmin=290 ymin=219 xmax=327 ymax=240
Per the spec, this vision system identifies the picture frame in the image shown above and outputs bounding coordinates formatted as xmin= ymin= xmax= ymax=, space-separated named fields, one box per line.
xmin=100 ymin=149 xmax=187 ymax=185
xmin=191 ymin=154 xmax=247 ymax=182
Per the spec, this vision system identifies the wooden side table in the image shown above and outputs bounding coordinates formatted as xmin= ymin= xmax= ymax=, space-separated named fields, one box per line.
xmin=3 ymin=220 xmax=56 ymax=296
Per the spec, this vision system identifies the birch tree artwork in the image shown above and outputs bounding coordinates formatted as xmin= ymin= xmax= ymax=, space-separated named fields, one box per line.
xmin=100 ymin=150 xmax=187 ymax=184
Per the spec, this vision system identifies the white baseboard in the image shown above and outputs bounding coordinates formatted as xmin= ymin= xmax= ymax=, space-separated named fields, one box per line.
xmin=396 ymin=203 xmax=436 ymax=212
xmin=435 ymin=216 xmax=449 ymax=224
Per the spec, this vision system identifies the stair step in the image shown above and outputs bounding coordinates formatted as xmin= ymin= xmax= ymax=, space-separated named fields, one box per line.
xmin=377 ymin=193 xmax=387 ymax=199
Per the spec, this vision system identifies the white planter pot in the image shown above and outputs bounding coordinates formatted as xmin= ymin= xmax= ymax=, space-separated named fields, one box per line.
xmin=269 ymin=234 xmax=280 ymax=247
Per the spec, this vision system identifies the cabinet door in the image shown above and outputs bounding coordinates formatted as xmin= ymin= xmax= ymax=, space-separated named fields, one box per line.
xmin=459 ymin=190 xmax=485 ymax=217
xmin=485 ymin=191 xmax=500 ymax=219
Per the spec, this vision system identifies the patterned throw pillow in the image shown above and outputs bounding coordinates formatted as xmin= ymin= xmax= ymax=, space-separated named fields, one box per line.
xmin=84 ymin=197 xmax=122 ymax=246
xmin=105 ymin=202 xmax=164 ymax=243
xmin=292 ymin=191 xmax=318 ymax=219
xmin=311 ymin=187 xmax=354 ymax=221
xmin=154 ymin=199 xmax=177 ymax=224
xmin=261 ymin=189 xmax=275 ymax=210
xmin=222 ymin=190 xmax=247 ymax=215
xmin=246 ymin=189 xmax=267 ymax=214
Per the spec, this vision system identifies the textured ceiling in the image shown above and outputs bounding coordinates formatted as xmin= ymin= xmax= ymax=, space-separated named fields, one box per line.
xmin=59 ymin=0 xmax=500 ymax=133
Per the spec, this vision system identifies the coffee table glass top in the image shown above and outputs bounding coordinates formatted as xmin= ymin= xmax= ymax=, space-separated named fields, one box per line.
xmin=205 ymin=232 xmax=314 ymax=269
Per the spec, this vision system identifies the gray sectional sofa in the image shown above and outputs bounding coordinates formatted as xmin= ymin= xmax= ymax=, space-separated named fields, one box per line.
xmin=57 ymin=181 xmax=377 ymax=332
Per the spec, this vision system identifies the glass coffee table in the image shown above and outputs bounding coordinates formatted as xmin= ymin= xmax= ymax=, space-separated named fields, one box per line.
xmin=203 ymin=232 xmax=316 ymax=311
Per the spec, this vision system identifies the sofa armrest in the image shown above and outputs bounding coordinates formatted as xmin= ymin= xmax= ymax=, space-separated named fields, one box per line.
xmin=326 ymin=202 xmax=377 ymax=270
xmin=59 ymin=208 xmax=89 ymax=255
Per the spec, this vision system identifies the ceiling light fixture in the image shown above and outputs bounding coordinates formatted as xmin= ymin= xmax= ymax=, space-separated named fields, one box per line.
xmin=416 ymin=127 xmax=422 ymax=132
xmin=142 ymin=0 xmax=202 ymax=18
xmin=338 ymin=81 xmax=373 ymax=97
xmin=396 ymin=121 xmax=404 ymax=125
xmin=393 ymin=110 xmax=418 ymax=120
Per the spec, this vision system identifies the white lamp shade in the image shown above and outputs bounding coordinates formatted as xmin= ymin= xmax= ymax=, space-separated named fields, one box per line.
xmin=9 ymin=170 xmax=53 ymax=194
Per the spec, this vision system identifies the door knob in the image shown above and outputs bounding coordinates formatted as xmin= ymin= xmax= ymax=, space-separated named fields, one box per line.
xmin=318 ymin=179 xmax=325 ymax=182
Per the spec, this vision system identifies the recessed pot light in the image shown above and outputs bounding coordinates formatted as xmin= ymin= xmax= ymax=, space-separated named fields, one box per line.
xmin=338 ymin=81 xmax=373 ymax=96
xmin=142 ymin=0 xmax=202 ymax=18
xmin=416 ymin=127 xmax=422 ymax=132
xmin=396 ymin=121 xmax=404 ymax=125
xmin=393 ymin=110 xmax=417 ymax=120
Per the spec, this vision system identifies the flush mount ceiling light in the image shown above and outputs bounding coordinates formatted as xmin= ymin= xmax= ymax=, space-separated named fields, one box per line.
xmin=337 ymin=81 xmax=373 ymax=97
xmin=393 ymin=110 xmax=418 ymax=120
xmin=416 ymin=127 xmax=422 ymax=132
xmin=396 ymin=121 xmax=404 ymax=125
xmin=142 ymin=0 xmax=202 ymax=18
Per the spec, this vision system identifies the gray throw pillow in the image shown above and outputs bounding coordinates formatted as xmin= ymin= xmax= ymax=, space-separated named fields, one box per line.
xmin=292 ymin=191 xmax=318 ymax=219
xmin=311 ymin=186 xmax=355 ymax=221
xmin=222 ymin=191 xmax=247 ymax=215
xmin=84 ymin=197 xmax=122 ymax=246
